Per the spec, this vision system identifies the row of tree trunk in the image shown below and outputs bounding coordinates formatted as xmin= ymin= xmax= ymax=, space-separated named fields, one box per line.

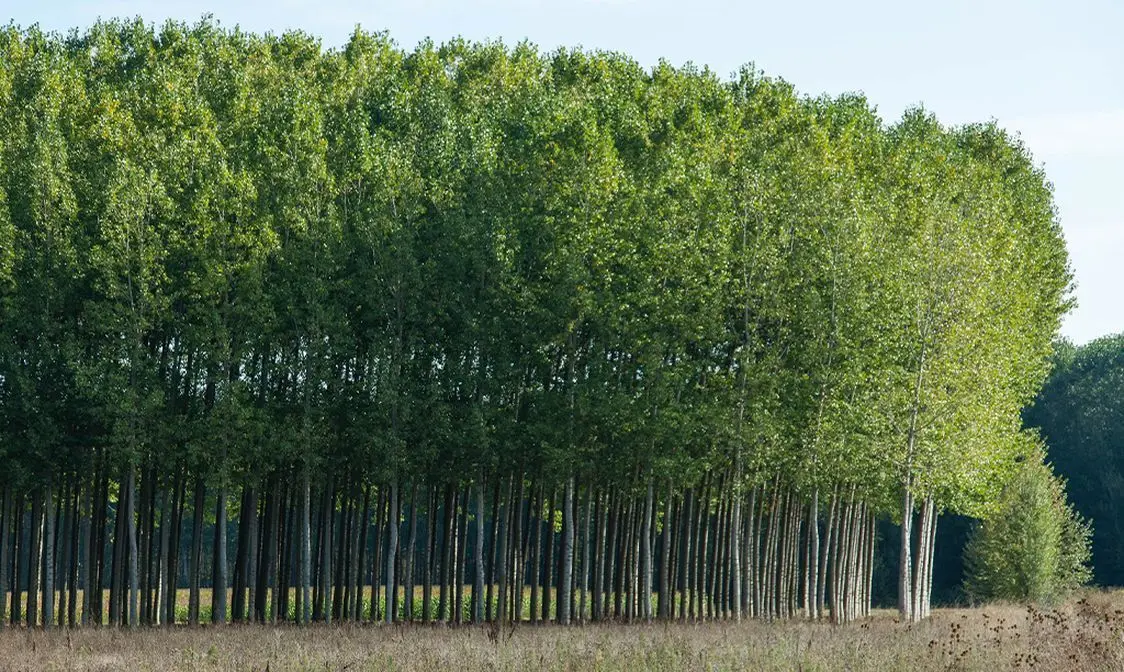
xmin=0 ymin=465 xmax=923 ymax=627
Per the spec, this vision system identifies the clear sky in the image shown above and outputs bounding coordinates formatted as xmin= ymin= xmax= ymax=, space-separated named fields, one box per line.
xmin=6 ymin=0 xmax=1122 ymax=343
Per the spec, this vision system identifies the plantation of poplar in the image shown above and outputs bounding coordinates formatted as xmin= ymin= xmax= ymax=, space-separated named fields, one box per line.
xmin=0 ymin=19 xmax=1070 ymax=628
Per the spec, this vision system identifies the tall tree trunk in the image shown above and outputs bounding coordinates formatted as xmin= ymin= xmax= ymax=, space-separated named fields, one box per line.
xmin=818 ymin=486 xmax=837 ymax=620
xmin=806 ymin=489 xmax=818 ymax=620
xmin=81 ymin=481 xmax=95 ymax=626
xmin=188 ymin=478 xmax=205 ymax=625
xmin=404 ymin=484 xmax=418 ymax=622
xmin=384 ymin=480 xmax=398 ymax=623
xmin=485 ymin=481 xmax=498 ymax=622
xmin=263 ymin=481 xmax=282 ymax=623
xmin=473 ymin=480 xmax=486 ymax=624
xmin=232 ymin=485 xmax=249 ymax=622
xmin=423 ymin=486 xmax=435 ymax=622
xmin=300 ymin=472 xmax=311 ymax=624
xmin=730 ymin=479 xmax=742 ymax=622
xmin=438 ymin=484 xmax=453 ymax=621
xmin=246 ymin=485 xmax=261 ymax=624
xmin=28 ymin=488 xmax=42 ymax=627
xmin=912 ymin=495 xmax=937 ymax=621
xmin=559 ymin=476 xmax=575 ymax=625
xmin=137 ymin=470 xmax=153 ymax=626
xmin=154 ymin=486 xmax=171 ymax=625
xmin=125 ymin=466 xmax=139 ymax=627
xmin=54 ymin=482 xmax=70 ymax=628
xmin=510 ymin=477 xmax=525 ymax=623
xmin=495 ymin=476 xmax=511 ymax=624
xmin=212 ymin=484 xmax=228 ymax=624
xmin=331 ymin=489 xmax=349 ymax=623
xmin=593 ymin=489 xmax=608 ymax=622
xmin=580 ymin=486 xmax=593 ymax=623
xmin=354 ymin=485 xmax=371 ymax=622
xmin=529 ymin=483 xmax=542 ymax=624
xmin=278 ymin=486 xmax=294 ymax=623
xmin=455 ymin=485 xmax=469 ymax=624
xmin=609 ymin=492 xmax=624 ymax=619
xmin=640 ymin=480 xmax=653 ymax=622
xmin=93 ymin=466 xmax=109 ymax=623
xmin=696 ymin=482 xmax=711 ymax=621
xmin=42 ymin=483 xmax=56 ymax=629
xmin=541 ymin=488 xmax=556 ymax=622
xmin=680 ymin=488 xmax=693 ymax=621
xmin=66 ymin=483 xmax=79 ymax=627
xmin=11 ymin=493 xmax=23 ymax=626
xmin=369 ymin=488 xmax=385 ymax=622
xmin=621 ymin=494 xmax=636 ymax=621
xmin=899 ymin=348 xmax=925 ymax=622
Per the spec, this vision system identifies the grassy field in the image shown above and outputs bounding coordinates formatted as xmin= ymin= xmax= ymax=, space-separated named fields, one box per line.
xmin=2 ymin=592 xmax=1123 ymax=671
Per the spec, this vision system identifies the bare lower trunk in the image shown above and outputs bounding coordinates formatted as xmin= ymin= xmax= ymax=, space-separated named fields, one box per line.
xmin=912 ymin=495 xmax=937 ymax=621
xmin=212 ymin=485 xmax=227 ymax=624
xmin=658 ymin=484 xmax=672 ymax=620
xmin=897 ymin=481 xmax=913 ymax=622
xmin=593 ymin=489 xmax=608 ymax=621
xmin=42 ymin=483 xmax=56 ymax=629
xmin=559 ymin=476 xmax=575 ymax=625
xmin=730 ymin=481 xmax=742 ymax=622
xmin=808 ymin=488 xmax=819 ymax=620
xmin=384 ymin=480 xmax=398 ymax=623
xmin=126 ymin=466 xmax=139 ymax=627
xmin=680 ymin=488 xmax=693 ymax=621
xmin=581 ymin=486 xmax=593 ymax=622
xmin=473 ymin=480 xmax=485 ymax=623
xmin=640 ymin=480 xmax=653 ymax=622
xmin=188 ymin=479 xmax=205 ymax=624
xmin=28 ymin=489 xmax=42 ymax=627
xmin=404 ymin=485 xmax=418 ymax=622
xmin=495 ymin=477 xmax=511 ymax=624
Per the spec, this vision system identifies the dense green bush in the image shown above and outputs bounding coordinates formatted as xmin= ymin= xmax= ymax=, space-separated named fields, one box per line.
xmin=963 ymin=449 xmax=1091 ymax=603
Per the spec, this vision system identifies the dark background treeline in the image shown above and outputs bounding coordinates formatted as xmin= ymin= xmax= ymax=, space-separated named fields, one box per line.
xmin=0 ymin=18 xmax=1071 ymax=626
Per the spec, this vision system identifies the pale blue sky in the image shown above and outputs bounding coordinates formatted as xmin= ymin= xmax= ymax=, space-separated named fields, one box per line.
xmin=6 ymin=0 xmax=1122 ymax=343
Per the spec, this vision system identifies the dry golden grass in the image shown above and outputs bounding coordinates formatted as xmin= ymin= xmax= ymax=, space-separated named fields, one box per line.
xmin=2 ymin=591 xmax=1124 ymax=671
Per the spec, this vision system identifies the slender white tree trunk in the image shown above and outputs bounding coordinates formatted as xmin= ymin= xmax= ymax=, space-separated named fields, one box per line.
xmin=560 ymin=476 xmax=575 ymax=625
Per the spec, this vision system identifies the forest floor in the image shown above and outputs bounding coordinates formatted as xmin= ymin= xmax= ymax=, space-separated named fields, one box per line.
xmin=1 ymin=591 xmax=1123 ymax=671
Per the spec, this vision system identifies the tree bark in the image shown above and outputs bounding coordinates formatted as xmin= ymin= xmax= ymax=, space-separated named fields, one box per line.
xmin=404 ymin=484 xmax=417 ymax=622
xmin=639 ymin=480 xmax=653 ymax=622
xmin=42 ymin=483 xmax=56 ymax=629
xmin=28 ymin=488 xmax=42 ymax=627
xmin=495 ymin=476 xmax=511 ymax=624
xmin=299 ymin=473 xmax=311 ymax=624
xmin=529 ymin=483 xmax=542 ymax=623
xmin=187 ymin=478 xmax=205 ymax=624
xmin=473 ymin=480 xmax=486 ymax=624
xmin=212 ymin=484 xmax=228 ymax=624
xmin=384 ymin=480 xmax=398 ymax=623
xmin=581 ymin=486 xmax=593 ymax=623
xmin=559 ymin=476 xmax=575 ymax=625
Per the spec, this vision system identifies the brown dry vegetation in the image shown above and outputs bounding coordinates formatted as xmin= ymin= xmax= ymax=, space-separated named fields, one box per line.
xmin=2 ymin=592 xmax=1124 ymax=671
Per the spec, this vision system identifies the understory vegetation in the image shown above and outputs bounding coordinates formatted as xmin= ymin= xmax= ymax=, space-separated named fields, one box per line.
xmin=0 ymin=18 xmax=1077 ymax=630
xmin=963 ymin=449 xmax=1092 ymax=604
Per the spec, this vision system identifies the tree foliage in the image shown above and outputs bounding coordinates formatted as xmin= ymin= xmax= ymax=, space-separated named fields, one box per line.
xmin=1025 ymin=335 xmax=1124 ymax=585
xmin=0 ymin=19 xmax=1071 ymax=626
xmin=963 ymin=445 xmax=1092 ymax=603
